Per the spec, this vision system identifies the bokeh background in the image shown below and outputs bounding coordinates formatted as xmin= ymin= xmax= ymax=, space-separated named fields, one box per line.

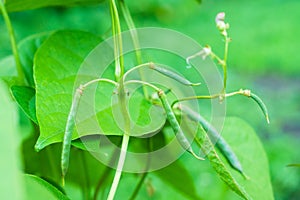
xmin=1 ymin=0 xmax=299 ymax=199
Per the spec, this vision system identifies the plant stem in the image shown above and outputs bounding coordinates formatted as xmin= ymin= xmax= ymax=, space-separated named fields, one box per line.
xmin=123 ymin=62 xmax=153 ymax=80
xmin=125 ymin=80 xmax=160 ymax=92
xmin=93 ymin=148 xmax=120 ymax=200
xmin=107 ymin=134 xmax=130 ymax=200
xmin=0 ymin=2 xmax=26 ymax=84
xmin=106 ymin=1 xmax=130 ymax=198
xmin=222 ymin=36 xmax=229 ymax=93
xmin=172 ymin=89 xmax=250 ymax=106
xmin=80 ymin=150 xmax=91 ymax=200
xmin=129 ymin=137 xmax=152 ymax=200
xmin=119 ymin=0 xmax=149 ymax=98
xmin=106 ymin=78 xmax=131 ymax=200
xmin=110 ymin=0 xmax=124 ymax=81
xmin=129 ymin=173 xmax=147 ymax=200
xmin=119 ymin=0 xmax=142 ymax=64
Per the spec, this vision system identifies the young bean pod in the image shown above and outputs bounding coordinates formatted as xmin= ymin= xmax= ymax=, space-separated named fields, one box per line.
xmin=61 ymin=86 xmax=83 ymax=185
xmin=150 ymin=64 xmax=201 ymax=86
xmin=157 ymin=90 xmax=204 ymax=160
xmin=178 ymin=104 xmax=248 ymax=178
xmin=249 ymin=92 xmax=270 ymax=124
xmin=61 ymin=78 xmax=118 ymax=186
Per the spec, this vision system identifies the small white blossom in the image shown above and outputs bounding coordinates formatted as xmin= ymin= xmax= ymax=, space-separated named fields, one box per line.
xmin=215 ymin=12 xmax=229 ymax=36
xmin=215 ymin=12 xmax=225 ymax=24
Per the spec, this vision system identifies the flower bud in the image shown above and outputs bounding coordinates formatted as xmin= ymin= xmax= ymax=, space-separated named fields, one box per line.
xmin=215 ymin=12 xmax=229 ymax=36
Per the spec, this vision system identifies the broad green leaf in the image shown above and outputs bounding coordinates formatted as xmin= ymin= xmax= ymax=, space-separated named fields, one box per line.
xmin=220 ymin=117 xmax=274 ymax=200
xmin=5 ymin=0 xmax=105 ymax=12
xmin=34 ymin=30 xmax=165 ymax=150
xmin=0 ymin=33 xmax=49 ymax=86
xmin=24 ymin=174 xmax=69 ymax=200
xmin=34 ymin=30 xmax=103 ymax=150
xmin=154 ymin=158 xmax=202 ymax=200
xmin=72 ymin=135 xmax=102 ymax=153
xmin=0 ymin=80 xmax=24 ymax=200
xmin=0 ymin=55 xmax=19 ymax=85
xmin=201 ymin=134 xmax=250 ymax=199
xmin=22 ymin=131 xmax=108 ymax=193
xmin=198 ymin=131 xmax=250 ymax=199
xmin=18 ymin=32 xmax=50 ymax=87
xmin=181 ymin=115 xmax=251 ymax=199
xmin=148 ymin=126 xmax=201 ymax=200
xmin=184 ymin=117 xmax=274 ymax=199
xmin=11 ymin=85 xmax=37 ymax=123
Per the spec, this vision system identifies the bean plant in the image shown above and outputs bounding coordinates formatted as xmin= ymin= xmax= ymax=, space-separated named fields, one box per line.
xmin=0 ymin=0 xmax=274 ymax=199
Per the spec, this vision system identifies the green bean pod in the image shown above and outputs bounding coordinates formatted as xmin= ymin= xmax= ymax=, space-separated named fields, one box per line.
xmin=150 ymin=64 xmax=201 ymax=86
xmin=178 ymin=104 xmax=248 ymax=178
xmin=61 ymin=86 xmax=83 ymax=184
xmin=249 ymin=92 xmax=270 ymax=124
xmin=157 ymin=90 xmax=204 ymax=160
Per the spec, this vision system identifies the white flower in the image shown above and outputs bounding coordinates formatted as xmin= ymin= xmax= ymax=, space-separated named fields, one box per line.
xmin=215 ymin=12 xmax=229 ymax=36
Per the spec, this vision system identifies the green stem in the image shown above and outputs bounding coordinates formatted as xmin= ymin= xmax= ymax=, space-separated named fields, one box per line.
xmin=107 ymin=78 xmax=131 ymax=200
xmin=172 ymin=89 xmax=249 ymax=106
xmin=172 ymin=94 xmax=219 ymax=107
xmin=119 ymin=0 xmax=148 ymax=98
xmin=110 ymin=0 xmax=124 ymax=81
xmin=119 ymin=0 xmax=142 ymax=64
xmin=107 ymin=134 xmax=130 ymax=200
xmin=106 ymin=78 xmax=161 ymax=199
xmin=222 ymin=36 xmax=229 ymax=93
xmin=210 ymin=51 xmax=226 ymax=93
xmin=125 ymin=80 xmax=160 ymax=92
xmin=80 ymin=150 xmax=91 ymax=200
xmin=123 ymin=62 xmax=153 ymax=80
xmin=129 ymin=137 xmax=152 ymax=200
xmin=129 ymin=173 xmax=147 ymax=200
xmin=93 ymin=147 xmax=120 ymax=200
xmin=0 ymin=2 xmax=26 ymax=84
xmin=106 ymin=1 xmax=129 ymax=197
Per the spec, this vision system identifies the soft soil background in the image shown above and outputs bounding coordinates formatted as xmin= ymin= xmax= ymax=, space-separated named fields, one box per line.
xmin=1 ymin=0 xmax=299 ymax=199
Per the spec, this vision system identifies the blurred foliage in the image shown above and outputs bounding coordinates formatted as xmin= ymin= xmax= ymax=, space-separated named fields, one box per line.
xmin=1 ymin=0 xmax=299 ymax=199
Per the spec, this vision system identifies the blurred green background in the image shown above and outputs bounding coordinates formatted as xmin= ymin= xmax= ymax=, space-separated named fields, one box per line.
xmin=1 ymin=0 xmax=299 ymax=199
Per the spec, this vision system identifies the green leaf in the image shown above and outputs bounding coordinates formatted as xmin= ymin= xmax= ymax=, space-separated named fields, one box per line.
xmin=154 ymin=159 xmax=202 ymax=200
xmin=34 ymin=30 xmax=103 ymax=150
xmin=21 ymin=130 xmax=108 ymax=192
xmin=18 ymin=32 xmax=50 ymax=87
xmin=34 ymin=30 xmax=165 ymax=150
xmin=0 ymin=80 xmax=24 ymax=200
xmin=72 ymin=135 xmax=102 ymax=153
xmin=198 ymin=129 xmax=251 ymax=199
xmin=0 ymin=33 xmax=49 ymax=86
xmin=185 ymin=117 xmax=274 ymax=199
xmin=11 ymin=85 xmax=37 ymax=124
xmin=220 ymin=117 xmax=274 ymax=200
xmin=180 ymin=115 xmax=251 ymax=199
xmin=146 ymin=126 xmax=201 ymax=200
xmin=5 ymin=0 xmax=105 ymax=12
xmin=24 ymin=174 xmax=69 ymax=200
xmin=0 ymin=55 xmax=19 ymax=85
